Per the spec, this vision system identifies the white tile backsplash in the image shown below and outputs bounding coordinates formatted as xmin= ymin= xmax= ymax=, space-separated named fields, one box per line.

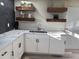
xmin=15 ymin=0 xmax=67 ymax=31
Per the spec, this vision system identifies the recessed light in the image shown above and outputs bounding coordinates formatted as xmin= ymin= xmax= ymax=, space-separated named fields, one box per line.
xmin=0 ymin=2 xmax=4 ymax=6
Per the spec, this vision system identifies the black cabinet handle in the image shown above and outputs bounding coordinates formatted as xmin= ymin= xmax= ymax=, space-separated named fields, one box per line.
xmin=64 ymin=41 xmax=66 ymax=44
xmin=36 ymin=39 xmax=39 ymax=43
xmin=69 ymin=37 xmax=72 ymax=39
xmin=2 ymin=51 xmax=7 ymax=56
xmin=19 ymin=43 xmax=21 ymax=48
xmin=12 ymin=51 xmax=14 ymax=56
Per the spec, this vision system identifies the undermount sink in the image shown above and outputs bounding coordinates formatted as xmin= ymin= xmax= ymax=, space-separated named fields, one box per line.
xmin=30 ymin=30 xmax=47 ymax=33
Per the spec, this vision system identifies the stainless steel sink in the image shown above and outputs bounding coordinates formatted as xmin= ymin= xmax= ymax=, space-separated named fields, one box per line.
xmin=30 ymin=30 xmax=47 ymax=33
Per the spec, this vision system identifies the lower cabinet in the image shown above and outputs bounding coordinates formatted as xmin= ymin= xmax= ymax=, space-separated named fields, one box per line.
xmin=49 ymin=37 xmax=65 ymax=55
xmin=65 ymin=35 xmax=79 ymax=49
xmin=12 ymin=34 xmax=24 ymax=59
xmin=25 ymin=33 xmax=49 ymax=54
xmin=0 ymin=44 xmax=12 ymax=59
xmin=37 ymin=34 xmax=49 ymax=53
xmin=0 ymin=34 xmax=24 ymax=59
xmin=25 ymin=34 xmax=37 ymax=53
xmin=0 ymin=32 xmax=65 ymax=59
xmin=25 ymin=33 xmax=65 ymax=55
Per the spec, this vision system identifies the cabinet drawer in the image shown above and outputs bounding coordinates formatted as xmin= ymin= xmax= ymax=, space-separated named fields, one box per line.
xmin=25 ymin=33 xmax=35 ymax=39
xmin=13 ymin=34 xmax=24 ymax=45
xmin=0 ymin=44 xmax=12 ymax=55
xmin=13 ymin=34 xmax=24 ymax=59
xmin=0 ymin=44 xmax=12 ymax=59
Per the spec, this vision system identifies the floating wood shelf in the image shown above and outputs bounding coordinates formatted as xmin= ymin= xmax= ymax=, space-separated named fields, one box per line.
xmin=16 ymin=6 xmax=35 ymax=11
xmin=47 ymin=7 xmax=67 ymax=13
xmin=16 ymin=17 xmax=35 ymax=21
xmin=47 ymin=19 xmax=66 ymax=22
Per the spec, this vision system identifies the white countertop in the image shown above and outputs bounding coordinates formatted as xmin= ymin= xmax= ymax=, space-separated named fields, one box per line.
xmin=47 ymin=31 xmax=66 ymax=40
xmin=65 ymin=30 xmax=79 ymax=39
xmin=0 ymin=29 xmax=79 ymax=51
xmin=0 ymin=30 xmax=29 ymax=51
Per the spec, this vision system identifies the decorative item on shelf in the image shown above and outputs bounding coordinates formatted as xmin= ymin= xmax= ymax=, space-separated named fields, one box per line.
xmin=23 ymin=13 xmax=33 ymax=18
xmin=23 ymin=13 xmax=27 ymax=17
xmin=20 ymin=1 xmax=26 ymax=6
xmin=16 ymin=1 xmax=35 ymax=11
xmin=16 ymin=1 xmax=35 ymax=21
xmin=28 ymin=2 xmax=32 ymax=7
xmin=28 ymin=13 xmax=32 ymax=18
xmin=20 ymin=1 xmax=32 ymax=7
xmin=37 ymin=22 xmax=42 ymax=31
xmin=19 ymin=11 xmax=24 ymax=18
xmin=53 ymin=14 xmax=59 ymax=19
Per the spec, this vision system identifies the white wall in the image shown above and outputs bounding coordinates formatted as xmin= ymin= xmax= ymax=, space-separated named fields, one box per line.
xmin=66 ymin=0 xmax=79 ymax=32
xmin=65 ymin=0 xmax=79 ymax=49
xmin=15 ymin=0 xmax=79 ymax=31
xmin=15 ymin=0 xmax=66 ymax=31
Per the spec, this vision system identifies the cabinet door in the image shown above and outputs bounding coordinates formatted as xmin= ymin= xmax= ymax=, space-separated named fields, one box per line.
xmin=13 ymin=39 xmax=20 ymax=59
xmin=25 ymin=34 xmax=37 ymax=53
xmin=49 ymin=37 xmax=65 ymax=55
xmin=17 ymin=35 xmax=24 ymax=59
xmin=37 ymin=34 xmax=49 ymax=54
xmin=0 ymin=44 xmax=12 ymax=59
xmin=66 ymin=35 xmax=79 ymax=49
xmin=13 ymin=35 xmax=24 ymax=59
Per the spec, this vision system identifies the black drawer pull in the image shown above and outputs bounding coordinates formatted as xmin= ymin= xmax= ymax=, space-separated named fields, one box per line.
xmin=19 ymin=43 xmax=21 ymax=48
xmin=36 ymin=39 xmax=39 ymax=43
xmin=64 ymin=41 xmax=66 ymax=44
xmin=2 ymin=51 xmax=7 ymax=56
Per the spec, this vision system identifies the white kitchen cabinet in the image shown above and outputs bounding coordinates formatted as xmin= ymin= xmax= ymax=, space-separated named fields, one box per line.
xmin=65 ymin=34 xmax=79 ymax=49
xmin=49 ymin=37 xmax=65 ymax=55
xmin=0 ymin=44 xmax=12 ymax=59
xmin=25 ymin=38 xmax=37 ymax=53
xmin=12 ymin=34 xmax=24 ymax=59
xmin=36 ymin=34 xmax=49 ymax=54
xmin=25 ymin=33 xmax=49 ymax=54
xmin=18 ymin=34 xmax=24 ymax=59
xmin=25 ymin=33 xmax=37 ymax=53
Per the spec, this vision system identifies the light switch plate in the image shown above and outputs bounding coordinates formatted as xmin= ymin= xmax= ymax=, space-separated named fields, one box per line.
xmin=7 ymin=23 xmax=10 ymax=27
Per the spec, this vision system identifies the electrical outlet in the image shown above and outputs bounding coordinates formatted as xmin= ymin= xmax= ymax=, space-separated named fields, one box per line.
xmin=7 ymin=23 xmax=10 ymax=27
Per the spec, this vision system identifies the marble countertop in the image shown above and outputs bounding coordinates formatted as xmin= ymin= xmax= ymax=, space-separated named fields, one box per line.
xmin=47 ymin=31 xmax=66 ymax=40
xmin=65 ymin=30 xmax=79 ymax=39
xmin=0 ymin=30 xmax=29 ymax=51
xmin=0 ymin=29 xmax=79 ymax=51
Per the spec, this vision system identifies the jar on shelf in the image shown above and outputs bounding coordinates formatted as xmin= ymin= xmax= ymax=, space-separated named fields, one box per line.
xmin=28 ymin=13 xmax=32 ymax=18
xmin=19 ymin=11 xmax=25 ymax=18
xmin=20 ymin=1 xmax=26 ymax=6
